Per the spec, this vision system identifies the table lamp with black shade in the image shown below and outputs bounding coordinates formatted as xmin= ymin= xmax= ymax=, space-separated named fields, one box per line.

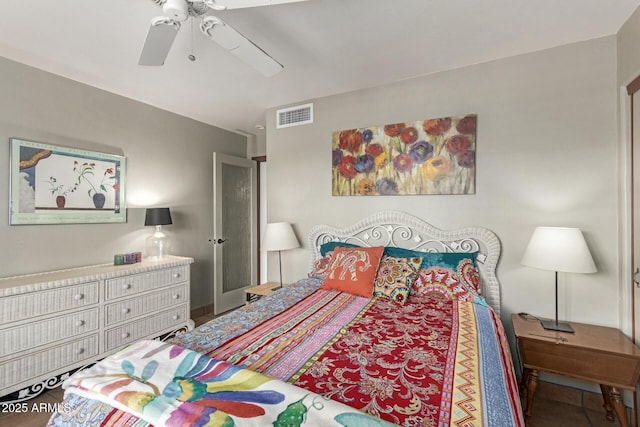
xmin=521 ymin=226 xmax=597 ymax=333
xmin=145 ymin=207 xmax=172 ymax=260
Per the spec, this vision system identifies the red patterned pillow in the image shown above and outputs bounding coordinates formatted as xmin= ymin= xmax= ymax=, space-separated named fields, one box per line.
xmin=457 ymin=257 xmax=482 ymax=295
xmin=320 ymin=246 xmax=384 ymax=297
xmin=412 ymin=258 xmax=481 ymax=302
xmin=309 ymin=253 xmax=333 ymax=278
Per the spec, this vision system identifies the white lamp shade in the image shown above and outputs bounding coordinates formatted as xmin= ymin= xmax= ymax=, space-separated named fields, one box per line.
xmin=262 ymin=222 xmax=300 ymax=251
xmin=521 ymin=227 xmax=597 ymax=273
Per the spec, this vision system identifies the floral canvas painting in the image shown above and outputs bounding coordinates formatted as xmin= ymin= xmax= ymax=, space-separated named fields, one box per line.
xmin=10 ymin=138 xmax=126 ymax=224
xmin=332 ymin=114 xmax=476 ymax=196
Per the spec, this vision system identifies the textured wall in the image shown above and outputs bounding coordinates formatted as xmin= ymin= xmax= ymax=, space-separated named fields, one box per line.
xmin=0 ymin=57 xmax=247 ymax=308
xmin=266 ymin=37 xmax=619 ymax=330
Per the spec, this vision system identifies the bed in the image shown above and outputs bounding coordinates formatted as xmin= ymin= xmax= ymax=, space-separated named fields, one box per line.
xmin=46 ymin=211 xmax=524 ymax=427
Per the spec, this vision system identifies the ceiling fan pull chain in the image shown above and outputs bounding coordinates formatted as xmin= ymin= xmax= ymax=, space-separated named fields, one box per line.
xmin=189 ymin=18 xmax=196 ymax=61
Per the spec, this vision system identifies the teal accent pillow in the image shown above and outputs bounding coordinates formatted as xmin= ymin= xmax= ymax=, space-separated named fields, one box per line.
xmin=319 ymin=241 xmax=361 ymax=257
xmin=384 ymin=247 xmax=478 ymax=271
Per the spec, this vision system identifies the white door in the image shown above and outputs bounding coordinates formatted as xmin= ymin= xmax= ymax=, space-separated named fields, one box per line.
xmin=213 ymin=152 xmax=257 ymax=314
xmin=633 ymin=89 xmax=640 ymax=342
xmin=631 ymin=79 xmax=640 ymax=343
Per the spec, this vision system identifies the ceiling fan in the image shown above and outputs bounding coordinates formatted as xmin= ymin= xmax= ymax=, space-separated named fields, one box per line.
xmin=139 ymin=0 xmax=308 ymax=76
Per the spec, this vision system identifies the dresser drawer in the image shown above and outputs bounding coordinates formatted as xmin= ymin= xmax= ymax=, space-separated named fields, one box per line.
xmin=105 ymin=266 xmax=187 ymax=300
xmin=0 ymin=335 xmax=98 ymax=394
xmin=0 ymin=282 xmax=99 ymax=325
xmin=0 ymin=308 xmax=99 ymax=358
xmin=105 ymin=284 xmax=188 ymax=326
xmin=104 ymin=305 xmax=189 ymax=351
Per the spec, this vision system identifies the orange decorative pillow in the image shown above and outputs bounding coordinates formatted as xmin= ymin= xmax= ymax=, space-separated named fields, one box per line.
xmin=320 ymin=246 xmax=385 ymax=297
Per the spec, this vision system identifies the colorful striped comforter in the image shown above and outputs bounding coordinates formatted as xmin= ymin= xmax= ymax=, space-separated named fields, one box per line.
xmin=63 ymin=339 xmax=394 ymax=427
xmin=48 ymin=278 xmax=524 ymax=426
xmin=205 ymin=288 xmax=523 ymax=426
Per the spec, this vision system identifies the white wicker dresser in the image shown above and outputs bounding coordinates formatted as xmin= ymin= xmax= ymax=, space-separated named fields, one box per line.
xmin=0 ymin=255 xmax=193 ymax=401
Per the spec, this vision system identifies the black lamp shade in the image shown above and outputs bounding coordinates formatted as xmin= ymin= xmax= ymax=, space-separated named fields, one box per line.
xmin=144 ymin=208 xmax=172 ymax=226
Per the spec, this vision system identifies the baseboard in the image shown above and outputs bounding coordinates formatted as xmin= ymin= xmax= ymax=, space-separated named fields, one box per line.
xmin=190 ymin=303 xmax=215 ymax=319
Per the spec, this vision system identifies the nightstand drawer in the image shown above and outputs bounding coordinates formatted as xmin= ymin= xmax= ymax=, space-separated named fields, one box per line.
xmin=105 ymin=266 xmax=187 ymax=300
xmin=104 ymin=284 xmax=187 ymax=326
xmin=0 ymin=282 xmax=99 ymax=325
xmin=104 ymin=305 xmax=188 ymax=351
xmin=0 ymin=308 xmax=99 ymax=358
xmin=519 ymin=339 xmax=639 ymax=388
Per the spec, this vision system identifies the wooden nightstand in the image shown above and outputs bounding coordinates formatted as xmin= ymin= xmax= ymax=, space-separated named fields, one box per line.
xmin=244 ymin=282 xmax=281 ymax=304
xmin=512 ymin=314 xmax=640 ymax=427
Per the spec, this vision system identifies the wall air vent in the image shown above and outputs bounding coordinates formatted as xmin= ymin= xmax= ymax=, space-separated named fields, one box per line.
xmin=277 ymin=103 xmax=313 ymax=128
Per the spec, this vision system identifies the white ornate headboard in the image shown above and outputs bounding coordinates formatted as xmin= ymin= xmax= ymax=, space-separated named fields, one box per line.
xmin=308 ymin=211 xmax=502 ymax=314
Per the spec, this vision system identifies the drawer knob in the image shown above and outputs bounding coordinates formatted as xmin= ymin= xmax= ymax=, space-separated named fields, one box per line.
xmin=123 ymin=284 xmax=132 ymax=290
xmin=74 ymin=294 xmax=84 ymax=300
xmin=122 ymin=308 xmax=131 ymax=314
xmin=172 ymin=294 xmax=180 ymax=300
xmin=172 ymin=315 xmax=180 ymax=320
xmin=173 ymin=273 xmax=181 ymax=279
xmin=121 ymin=332 xmax=130 ymax=339
xmin=75 ymin=320 xmax=85 ymax=327
xmin=77 ymin=348 xmax=85 ymax=355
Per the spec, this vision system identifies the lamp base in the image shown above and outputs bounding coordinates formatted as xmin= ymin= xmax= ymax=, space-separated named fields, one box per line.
xmin=146 ymin=225 xmax=170 ymax=260
xmin=540 ymin=319 xmax=574 ymax=333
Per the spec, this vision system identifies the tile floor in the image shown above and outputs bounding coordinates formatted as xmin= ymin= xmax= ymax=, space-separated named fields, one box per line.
xmin=526 ymin=398 xmax=625 ymax=427
xmin=0 ymin=312 xmax=634 ymax=426
xmin=524 ymin=382 xmax=635 ymax=427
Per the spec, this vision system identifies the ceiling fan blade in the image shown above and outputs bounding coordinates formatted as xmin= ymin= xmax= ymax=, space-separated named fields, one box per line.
xmin=139 ymin=17 xmax=181 ymax=66
xmin=200 ymin=16 xmax=284 ymax=77
xmin=202 ymin=0 xmax=309 ymax=10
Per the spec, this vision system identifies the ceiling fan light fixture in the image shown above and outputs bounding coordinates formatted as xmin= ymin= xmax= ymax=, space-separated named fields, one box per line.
xmin=163 ymin=0 xmax=190 ymax=21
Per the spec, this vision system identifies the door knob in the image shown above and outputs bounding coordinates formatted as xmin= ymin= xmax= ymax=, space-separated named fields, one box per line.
xmin=209 ymin=238 xmax=228 ymax=244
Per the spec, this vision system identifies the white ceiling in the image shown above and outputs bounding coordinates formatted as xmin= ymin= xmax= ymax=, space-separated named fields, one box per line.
xmin=1 ymin=0 xmax=639 ymax=136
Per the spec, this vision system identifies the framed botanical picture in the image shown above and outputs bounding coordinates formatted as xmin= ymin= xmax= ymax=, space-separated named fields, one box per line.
xmin=332 ymin=114 xmax=476 ymax=196
xmin=9 ymin=138 xmax=126 ymax=224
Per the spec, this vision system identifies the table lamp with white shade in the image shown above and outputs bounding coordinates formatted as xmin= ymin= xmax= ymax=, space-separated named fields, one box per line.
xmin=521 ymin=226 xmax=597 ymax=333
xmin=262 ymin=222 xmax=300 ymax=289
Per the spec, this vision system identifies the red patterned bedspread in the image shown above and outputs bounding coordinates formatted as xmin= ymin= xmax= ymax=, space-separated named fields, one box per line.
xmin=206 ymin=289 xmax=523 ymax=426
